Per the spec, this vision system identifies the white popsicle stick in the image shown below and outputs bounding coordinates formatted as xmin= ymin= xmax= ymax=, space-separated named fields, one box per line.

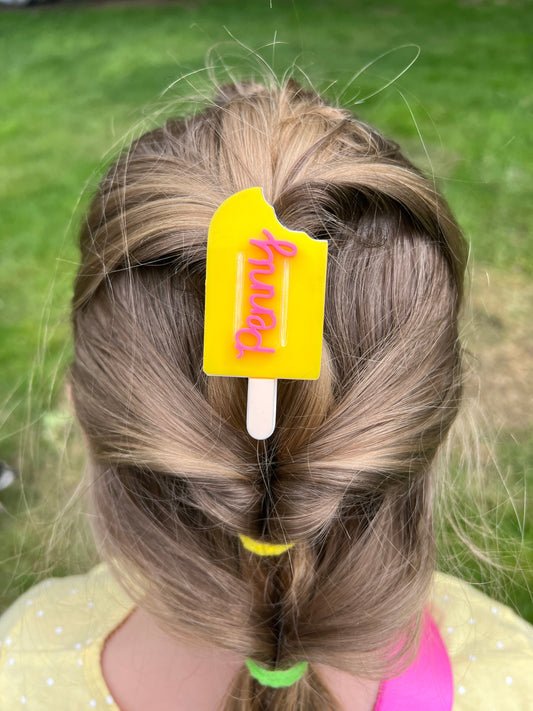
xmin=246 ymin=378 xmax=277 ymax=440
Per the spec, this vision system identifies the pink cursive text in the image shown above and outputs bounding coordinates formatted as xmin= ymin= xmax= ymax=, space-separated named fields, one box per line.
xmin=235 ymin=229 xmax=297 ymax=358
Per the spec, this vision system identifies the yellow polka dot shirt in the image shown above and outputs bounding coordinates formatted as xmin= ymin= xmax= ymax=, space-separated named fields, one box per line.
xmin=1 ymin=563 xmax=532 ymax=709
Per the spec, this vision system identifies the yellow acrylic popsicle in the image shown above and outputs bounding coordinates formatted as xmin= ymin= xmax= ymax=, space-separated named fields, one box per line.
xmin=203 ymin=187 xmax=328 ymax=438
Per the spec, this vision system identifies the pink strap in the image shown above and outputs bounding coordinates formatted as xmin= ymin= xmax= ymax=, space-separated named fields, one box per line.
xmin=374 ymin=611 xmax=453 ymax=711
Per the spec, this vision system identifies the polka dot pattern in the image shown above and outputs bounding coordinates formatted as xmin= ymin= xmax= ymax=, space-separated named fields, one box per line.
xmin=0 ymin=565 xmax=131 ymax=709
xmin=440 ymin=572 xmax=533 ymax=709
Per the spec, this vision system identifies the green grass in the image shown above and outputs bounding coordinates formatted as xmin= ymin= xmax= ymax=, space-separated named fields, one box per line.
xmin=0 ymin=0 xmax=531 ymax=621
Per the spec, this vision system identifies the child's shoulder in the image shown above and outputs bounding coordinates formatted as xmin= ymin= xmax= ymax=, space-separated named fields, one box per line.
xmin=0 ymin=562 xmax=133 ymax=650
xmin=0 ymin=562 xmax=134 ymax=709
xmin=430 ymin=572 xmax=533 ymax=709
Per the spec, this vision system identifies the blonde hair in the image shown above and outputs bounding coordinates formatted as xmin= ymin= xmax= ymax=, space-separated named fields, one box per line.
xmin=70 ymin=80 xmax=467 ymax=710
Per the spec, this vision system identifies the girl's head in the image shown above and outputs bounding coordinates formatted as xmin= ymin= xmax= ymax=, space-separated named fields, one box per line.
xmin=69 ymin=80 xmax=467 ymax=709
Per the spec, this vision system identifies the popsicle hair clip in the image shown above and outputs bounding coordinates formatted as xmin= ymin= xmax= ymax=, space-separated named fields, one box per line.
xmin=203 ymin=187 xmax=328 ymax=440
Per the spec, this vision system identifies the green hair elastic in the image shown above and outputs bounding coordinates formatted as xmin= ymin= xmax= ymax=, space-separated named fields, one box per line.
xmin=245 ymin=658 xmax=308 ymax=688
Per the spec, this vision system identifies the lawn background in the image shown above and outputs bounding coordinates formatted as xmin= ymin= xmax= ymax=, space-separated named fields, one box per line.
xmin=0 ymin=0 xmax=531 ymax=622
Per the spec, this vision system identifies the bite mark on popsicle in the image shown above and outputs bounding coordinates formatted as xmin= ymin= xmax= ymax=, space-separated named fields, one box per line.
xmin=235 ymin=229 xmax=298 ymax=358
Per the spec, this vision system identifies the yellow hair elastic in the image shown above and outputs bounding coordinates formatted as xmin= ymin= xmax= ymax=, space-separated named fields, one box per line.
xmin=238 ymin=534 xmax=295 ymax=557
